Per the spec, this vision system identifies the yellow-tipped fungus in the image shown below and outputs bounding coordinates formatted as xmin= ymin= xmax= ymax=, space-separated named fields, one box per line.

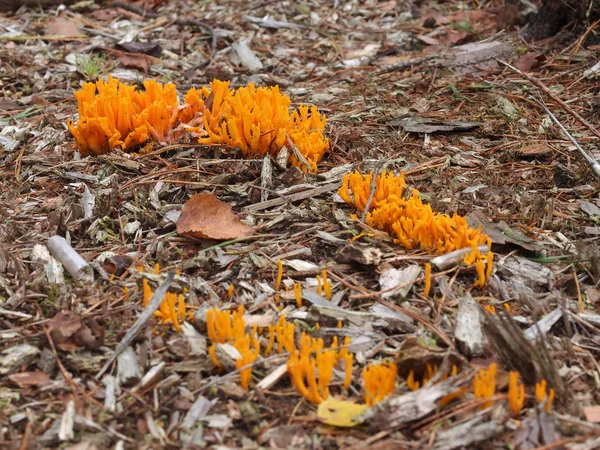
xmin=294 ymin=283 xmax=303 ymax=308
xmin=535 ymin=379 xmax=555 ymax=412
xmin=339 ymin=170 xmax=492 ymax=287
xmin=508 ymin=371 xmax=525 ymax=414
xmin=424 ymin=263 xmax=432 ymax=297
xmin=473 ymin=363 xmax=497 ymax=408
xmin=363 ymin=360 xmax=397 ymax=406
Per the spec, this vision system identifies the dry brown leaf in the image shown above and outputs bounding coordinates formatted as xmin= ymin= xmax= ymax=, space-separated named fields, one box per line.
xmin=584 ymin=406 xmax=600 ymax=423
xmin=177 ymin=193 xmax=253 ymax=240
xmin=9 ymin=371 xmax=52 ymax=388
xmin=117 ymin=52 xmax=152 ymax=73
xmin=514 ymin=52 xmax=544 ymax=73
xmin=44 ymin=17 xmax=81 ymax=37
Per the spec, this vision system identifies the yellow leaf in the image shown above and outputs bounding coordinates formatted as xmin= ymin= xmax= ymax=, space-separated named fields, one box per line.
xmin=317 ymin=397 xmax=369 ymax=427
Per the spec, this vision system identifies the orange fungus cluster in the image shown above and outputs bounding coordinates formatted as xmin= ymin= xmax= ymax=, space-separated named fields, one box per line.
xmin=68 ymin=76 xmax=329 ymax=171
xmin=339 ymin=170 xmax=493 ymax=286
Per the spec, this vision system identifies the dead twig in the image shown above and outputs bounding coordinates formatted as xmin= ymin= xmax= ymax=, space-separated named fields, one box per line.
xmin=499 ymin=60 xmax=600 ymax=142
xmin=530 ymin=95 xmax=600 ymax=180
xmin=96 ymin=271 xmax=175 ymax=379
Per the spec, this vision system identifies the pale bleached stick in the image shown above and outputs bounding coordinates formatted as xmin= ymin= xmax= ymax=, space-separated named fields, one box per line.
xmin=96 ymin=271 xmax=175 ymax=379
xmin=531 ymin=96 xmax=600 ymax=181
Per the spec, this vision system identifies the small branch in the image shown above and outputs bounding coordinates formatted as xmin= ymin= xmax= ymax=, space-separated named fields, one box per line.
xmin=531 ymin=96 xmax=600 ymax=180
xmin=96 ymin=271 xmax=175 ymax=379
xmin=498 ymin=60 xmax=600 ymax=141
xmin=360 ymin=160 xmax=386 ymax=222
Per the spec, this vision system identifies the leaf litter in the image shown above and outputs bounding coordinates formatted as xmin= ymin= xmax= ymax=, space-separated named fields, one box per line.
xmin=1 ymin=0 xmax=600 ymax=448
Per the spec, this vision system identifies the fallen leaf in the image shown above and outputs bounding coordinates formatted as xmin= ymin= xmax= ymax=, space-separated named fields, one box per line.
xmin=584 ymin=405 xmax=600 ymax=423
xmin=514 ymin=52 xmax=545 ymax=73
xmin=177 ymin=193 xmax=253 ymax=240
xmin=47 ymin=311 xmax=103 ymax=351
xmin=9 ymin=371 xmax=51 ymax=388
xmin=117 ymin=52 xmax=152 ymax=73
xmin=45 ymin=17 xmax=81 ymax=37
xmin=317 ymin=397 xmax=369 ymax=427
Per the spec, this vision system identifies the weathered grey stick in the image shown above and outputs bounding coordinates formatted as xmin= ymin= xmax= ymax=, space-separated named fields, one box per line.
xmin=47 ymin=235 xmax=93 ymax=283
xmin=531 ymin=96 xmax=600 ymax=180
xmin=96 ymin=271 xmax=175 ymax=379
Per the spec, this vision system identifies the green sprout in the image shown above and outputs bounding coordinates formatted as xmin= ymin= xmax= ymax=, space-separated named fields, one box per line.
xmin=75 ymin=53 xmax=109 ymax=80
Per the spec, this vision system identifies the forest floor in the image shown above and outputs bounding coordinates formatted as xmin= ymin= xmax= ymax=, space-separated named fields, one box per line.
xmin=1 ymin=0 xmax=600 ymax=449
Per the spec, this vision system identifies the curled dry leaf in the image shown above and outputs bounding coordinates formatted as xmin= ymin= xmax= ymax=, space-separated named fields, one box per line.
xmin=176 ymin=193 xmax=253 ymax=241
xmin=9 ymin=371 xmax=52 ymax=388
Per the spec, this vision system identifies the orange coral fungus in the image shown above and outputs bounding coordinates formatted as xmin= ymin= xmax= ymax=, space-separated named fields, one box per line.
xmin=322 ymin=269 xmax=332 ymax=300
xmin=473 ymin=363 xmax=497 ymax=408
xmin=287 ymin=332 xmax=353 ymax=404
xmin=294 ymin=283 xmax=303 ymax=308
xmin=535 ymin=380 xmax=555 ymax=412
xmin=265 ymin=314 xmax=296 ymax=355
xmin=363 ymin=360 xmax=397 ymax=406
xmin=508 ymin=371 xmax=525 ymax=414
xmin=190 ymin=80 xmax=329 ymax=172
xmin=205 ymin=306 xmax=259 ymax=389
xmin=339 ymin=170 xmax=493 ymax=286
xmin=406 ymin=363 xmax=439 ymax=391
xmin=206 ymin=306 xmax=246 ymax=344
xmin=275 ymin=259 xmax=283 ymax=291
xmin=68 ymin=75 xmax=179 ymax=155
xmin=424 ymin=263 xmax=432 ymax=297
xmin=68 ymin=77 xmax=329 ymax=171
xmin=142 ymin=278 xmax=187 ymax=332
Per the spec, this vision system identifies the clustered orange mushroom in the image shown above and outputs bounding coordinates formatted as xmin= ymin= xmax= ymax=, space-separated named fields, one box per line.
xmin=362 ymin=360 xmax=397 ymax=406
xmin=287 ymin=333 xmax=353 ymax=404
xmin=265 ymin=313 xmax=296 ymax=355
xmin=338 ymin=170 xmax=493 ymax=287
xmin=142 ymin=278 xmax=188 ymax=332
xmin=67 ymin=75 xmax=179 ymax=155
xmin=473 ymin=363 xmax=497 ymax=408
xmin=189 ymin=80 xmax=329 ymax=172
xmin=68 ymin=77 xmax=329 ymax=171
xmin=205 ymin=306 xmax=259 ymax=389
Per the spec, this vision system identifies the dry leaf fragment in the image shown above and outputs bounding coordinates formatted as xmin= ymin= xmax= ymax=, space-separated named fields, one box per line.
xmin=317 ymin=397 xmax=369 ymax=427
xmin=176 ymin=193 xmax=253 ymax=240
xmin=45 ymin=17 xmax=81 ymax=37
xmin=584 ymin=406 xmax=600 ymax=423
xmin=9 ymin=371 xmax=52 ymax=388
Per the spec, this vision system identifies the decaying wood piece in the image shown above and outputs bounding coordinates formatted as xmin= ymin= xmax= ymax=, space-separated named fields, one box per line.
xmin=361 ymin=374 xmax=472 ymax=429
xmin=524 ymin=307 xmax=563 ymax=341
xmin=47 ymin=235 xmax=93 ymax=283
xmin=496 ymin=256 xmax=555 ymax=291
xmin=379 ymin=265 xmax=421 ymax=300
xmin=260 ymin=154 xmax=273 ymax=203
xmin=58 ymin=399 xmax=75 ymax=441
xmin=182 ymin=395 xmax=217 ymax=430
xmin=482 ymin=310 xmax=568 ymax=408
xmin=102 ymin=375 xmax=117 ymax=412
xmin=117 ymin=346 xmax=141 ymax=386
xmin=335 ymin=242 xmax=382 ymax=265
xmin=213 ymin=343 xmax=241 ymax=371
xmin=255 ymin=363 xmax=288 ymax=391
xmin=134 ymin=362 xmax=166 ymax=393
xmin=454 ymin=294 xmax=486 ymax=357
xmin=0 ymin=344 xmax=40 ymax=375
xmin=433 ymin=416 xmax=503 ymax=450
xmin=242 ymin=181 xmax=340 ymax=213
xmin=431 ymin=244 xmax=488 ymax=271
xmin=96 ymin=272 xmax=175 ymax=379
